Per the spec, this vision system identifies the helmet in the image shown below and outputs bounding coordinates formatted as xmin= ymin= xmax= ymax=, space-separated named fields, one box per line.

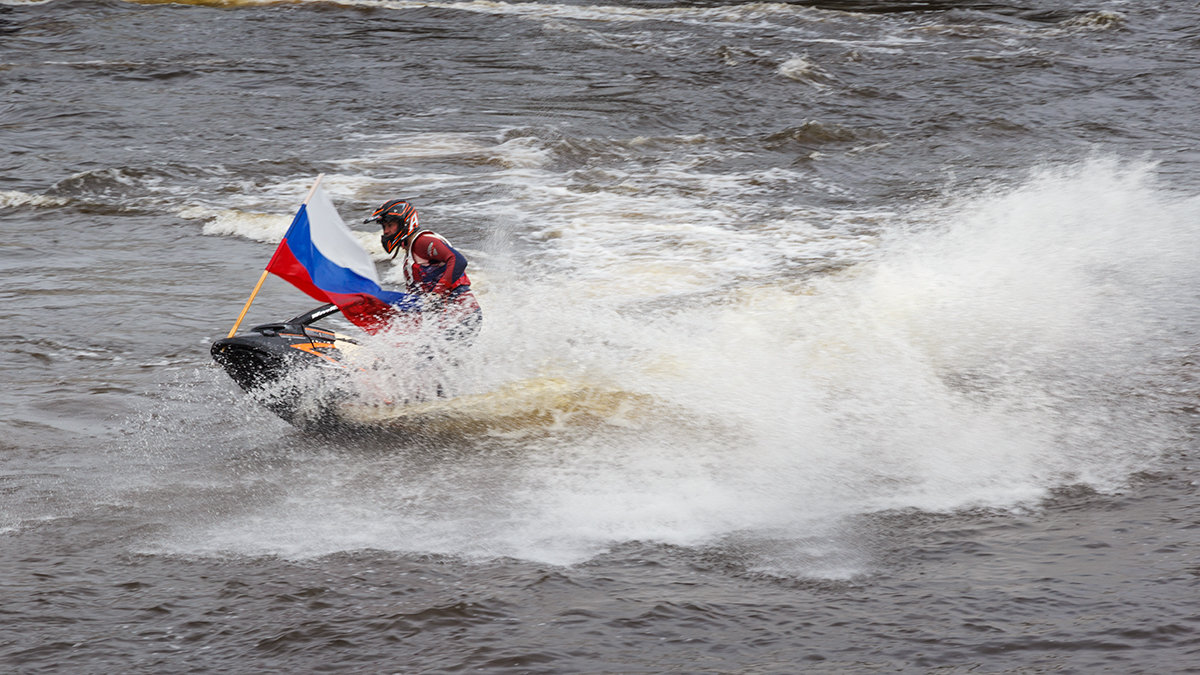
xmin=365 ymin=199 xmax=419 ymax=255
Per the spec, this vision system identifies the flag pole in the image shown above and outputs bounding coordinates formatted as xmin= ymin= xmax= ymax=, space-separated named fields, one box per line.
xmin=226 ymin=174 xmax=325 ymax=338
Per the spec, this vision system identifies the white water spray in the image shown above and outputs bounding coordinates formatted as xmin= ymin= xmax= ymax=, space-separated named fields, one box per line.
xmin=171 ymin=157 xmax=1198 ymax=573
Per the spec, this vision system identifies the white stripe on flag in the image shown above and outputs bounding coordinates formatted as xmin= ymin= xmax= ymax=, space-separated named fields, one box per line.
xmin=306 ymin=185 xmax=381 ymax=285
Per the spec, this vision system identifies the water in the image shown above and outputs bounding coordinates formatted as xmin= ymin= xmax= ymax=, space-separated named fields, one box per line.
xmin=3 ymin=0 xmax=1200 ymax=671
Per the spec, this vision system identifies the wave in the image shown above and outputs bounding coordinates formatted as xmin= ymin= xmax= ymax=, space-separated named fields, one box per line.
xmin=776 ymin=54 xmax=836 ymax=84
xmin=0 ymin=190 xmax=68 ymax=208
xmin=105 ymin=0 xmax=1118 ymax=31
xmin=1059 ymin=10 xmax=1126 ymax=31
xmin=108 ymin=0 xmax=869 ymax=36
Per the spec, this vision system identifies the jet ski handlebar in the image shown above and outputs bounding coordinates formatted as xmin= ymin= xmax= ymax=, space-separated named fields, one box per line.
xmin=286 ymin=303 xmax=342 ymax=326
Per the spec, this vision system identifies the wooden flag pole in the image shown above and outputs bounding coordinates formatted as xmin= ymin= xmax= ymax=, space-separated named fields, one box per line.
xmin=226 ymin=174 xmax=325 ymax=338
xmin=226 ymin=270 xmax=269 ymax=338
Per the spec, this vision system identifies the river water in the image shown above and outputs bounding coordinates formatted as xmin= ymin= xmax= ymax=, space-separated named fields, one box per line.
xmin=3 ymin=0 xmax=1200 ymax=671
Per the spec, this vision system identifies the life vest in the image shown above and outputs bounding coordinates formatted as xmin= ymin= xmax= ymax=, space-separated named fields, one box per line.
xmin=402 ymin=230 xmax=471 ymax=294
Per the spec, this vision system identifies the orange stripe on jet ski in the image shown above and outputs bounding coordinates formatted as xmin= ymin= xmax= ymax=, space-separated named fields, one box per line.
xmin=289 ymin=342 xmax=343 ymax=366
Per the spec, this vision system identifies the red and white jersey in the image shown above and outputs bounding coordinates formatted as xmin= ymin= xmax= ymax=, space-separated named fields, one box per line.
xmin=402 ymin=230 xmax=471 ymax=295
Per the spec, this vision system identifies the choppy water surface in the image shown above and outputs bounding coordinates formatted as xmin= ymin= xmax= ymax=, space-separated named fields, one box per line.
xmin=3 ymin=0 xmax=1200 ymax=671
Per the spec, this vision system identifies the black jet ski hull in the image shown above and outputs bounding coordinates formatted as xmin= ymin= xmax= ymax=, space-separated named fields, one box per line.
xmin=211 ymin=304 xmax=354 ymax=427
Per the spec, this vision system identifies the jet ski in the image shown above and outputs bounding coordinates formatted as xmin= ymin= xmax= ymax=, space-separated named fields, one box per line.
xmin=211 ymin=303 xmax=358 ymax=427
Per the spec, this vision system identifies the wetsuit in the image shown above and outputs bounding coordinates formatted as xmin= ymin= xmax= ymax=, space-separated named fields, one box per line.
xmin=402 ymin=230 xmax=482 ymax=341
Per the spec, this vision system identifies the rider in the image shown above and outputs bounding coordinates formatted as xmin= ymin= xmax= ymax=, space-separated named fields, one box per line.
xmin=364 ymin=199 xmax=481 ymax=342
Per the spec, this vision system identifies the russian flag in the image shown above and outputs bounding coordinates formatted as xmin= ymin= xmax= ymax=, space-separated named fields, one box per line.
xmin=265 ymin=182 xmax=417 ymax=333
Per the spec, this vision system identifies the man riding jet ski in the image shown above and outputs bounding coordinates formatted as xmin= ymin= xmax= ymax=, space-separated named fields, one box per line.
xmin=211 ymin=177 xmax=481 ymax=428
xmin=364 ymin=197 xmax=482 ymax=344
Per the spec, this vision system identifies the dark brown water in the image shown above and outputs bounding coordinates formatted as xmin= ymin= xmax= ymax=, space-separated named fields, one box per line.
xmin=3 ymin=0 xmax=1200 ymax=671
